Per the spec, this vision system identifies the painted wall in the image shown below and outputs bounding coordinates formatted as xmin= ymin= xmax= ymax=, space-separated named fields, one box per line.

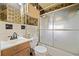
xmin=26 ymin=25 xmax=39 ymax=48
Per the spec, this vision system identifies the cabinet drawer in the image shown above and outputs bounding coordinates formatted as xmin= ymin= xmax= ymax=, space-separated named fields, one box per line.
xmin=15 ymin=48 xmax=30 ymax=56
xmin=1 ymin=42 xmax=30 ymax=56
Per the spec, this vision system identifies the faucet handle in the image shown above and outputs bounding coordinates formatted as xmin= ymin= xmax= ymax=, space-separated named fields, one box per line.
xmin=8 ymin=36 xmax=12 ymax=37
xmin=8 ymin=36 xmax=13 ymax=40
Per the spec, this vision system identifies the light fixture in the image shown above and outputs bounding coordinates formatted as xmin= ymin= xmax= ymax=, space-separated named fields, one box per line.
xmin=18 ymin=3 xmax=22 ymax=5
xmin=34 ymin=6 xmax=37 ymax=9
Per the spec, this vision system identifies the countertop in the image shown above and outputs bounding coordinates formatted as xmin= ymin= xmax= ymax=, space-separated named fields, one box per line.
xmin=0 ymin=38 xmax=33 ymax=51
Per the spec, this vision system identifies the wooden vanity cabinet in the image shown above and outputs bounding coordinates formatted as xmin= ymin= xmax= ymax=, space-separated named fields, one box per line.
xmin=1 ymin=42 xmax=31 ymax=56
xmin=15 ymin=48 xmax=30 ymax=56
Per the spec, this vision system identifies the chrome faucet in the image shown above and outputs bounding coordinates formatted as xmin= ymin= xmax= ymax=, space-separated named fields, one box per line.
xmin=8 ymin=32 xmax=17 ymax=40
xmin=13 ymin=32 xmax=17 ymax=39
xmin=8 ymin=36 xmax=13 ymax=40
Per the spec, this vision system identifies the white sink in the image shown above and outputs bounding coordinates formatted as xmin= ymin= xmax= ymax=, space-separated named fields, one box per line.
xmin=0 ymin=37 xmax=33 ymax=50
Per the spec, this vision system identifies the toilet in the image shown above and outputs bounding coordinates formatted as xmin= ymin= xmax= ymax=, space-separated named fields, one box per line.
xmin=30 ymin=37 xmax=48 ymax=56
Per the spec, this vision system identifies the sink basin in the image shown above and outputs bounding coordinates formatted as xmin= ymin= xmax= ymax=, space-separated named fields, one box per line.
xmin=0 ymin=37 xmax=33 ymax=50
xmin=0 ymin=40 xmax=17 ymax=50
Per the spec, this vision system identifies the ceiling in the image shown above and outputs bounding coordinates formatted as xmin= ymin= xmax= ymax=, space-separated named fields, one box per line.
xmin=39 ymin=3 xmax=60 ymax=10
xmin=31 ymin=3 xmax=74 ymax=15
xmin=39 ymin=3 xmax=54 ymax=9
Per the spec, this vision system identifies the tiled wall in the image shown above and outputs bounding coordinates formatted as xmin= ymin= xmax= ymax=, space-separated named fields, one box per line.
xmin=26 ymin=25 xmax=39 ymax=48
xmin=26 ymin=25 xmax=39 ymax=40
xmin=0 ymin=21 xmax=26 ymax=41
xmin=0 ymin=21 xmax=38 ymax=41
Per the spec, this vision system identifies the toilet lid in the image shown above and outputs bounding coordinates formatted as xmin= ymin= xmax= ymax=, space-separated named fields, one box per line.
xmin=35 ymin=46 xmax=47 ymax=53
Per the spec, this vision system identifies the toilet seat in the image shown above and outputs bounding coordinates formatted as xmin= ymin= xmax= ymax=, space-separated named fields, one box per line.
xmin=34 ymin=46 xmax=47 ymax=53
xmin=30 ymin=37 xmax=47 ymax=55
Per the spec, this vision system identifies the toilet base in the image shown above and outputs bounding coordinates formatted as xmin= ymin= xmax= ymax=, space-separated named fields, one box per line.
xmin=35 ymin=51 xmax=48 ymax=56
xmin=30 ymin=48 xmax=35 ymax=56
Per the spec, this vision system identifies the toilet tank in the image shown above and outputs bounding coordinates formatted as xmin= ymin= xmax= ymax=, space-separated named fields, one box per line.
xmin=30 ymin=36 xmax=39 ymax=48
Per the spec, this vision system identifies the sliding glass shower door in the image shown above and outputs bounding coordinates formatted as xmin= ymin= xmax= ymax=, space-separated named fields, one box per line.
xmin=40 ymin=13 xmax=54 ymax=46
xmin=54 ymin=5 xmax=79 ymax=55
xmin=40 ymin=4 xmax=79 ymax=55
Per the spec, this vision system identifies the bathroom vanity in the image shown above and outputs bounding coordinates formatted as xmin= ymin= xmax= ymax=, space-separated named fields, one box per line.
xmin=0 ymin=38 xmax=33 ymax=56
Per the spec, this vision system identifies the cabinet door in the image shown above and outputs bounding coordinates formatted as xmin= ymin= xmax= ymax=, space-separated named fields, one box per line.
xmin=15 ymin=48 xmax=30 ymax=56
xmin=40 ymin=30 xmax=54 ymax=46
xmin=54 ymin=31 xmax=79 ymax=55
xmin=1 ymin=42 xmax=30 ymax=56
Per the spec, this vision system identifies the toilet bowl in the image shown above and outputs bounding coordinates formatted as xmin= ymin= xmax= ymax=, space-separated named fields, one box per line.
xmin=34 ymin=45 xmax=47 ymax=56
xmin=30 ymin=37 xmax=48 ymax=56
